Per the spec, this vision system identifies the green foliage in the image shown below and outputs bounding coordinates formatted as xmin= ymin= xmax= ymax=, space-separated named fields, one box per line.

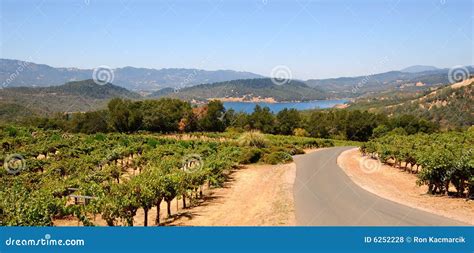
xmin=300 ymin=109 xmax=438 ymax=141
xmin=239 ymin=148 xmax=264 ymax=164
xmin=69 ymin=110 xmax=110 ymax=134
xmin=263 ymin=151 xmax=293 ymax=165
xmin=141 ymin=98 xmax=193 ymax=132
xmin=197 ymin=100 xmax=226 ymax=132
xmin=108 ymin=98 xmax=142 ymax=132
xmin=367 ymin=131 xmax=474 ymax=198
xmin=248 ymin=105 xmax=275 ymax=133
xmin=0 ymin=119 xmax=395 ymax=227
xmin=1 ymin=126 xmax=340 ymax=226
xmin=276 ymin=108 xmax=301 ymax=135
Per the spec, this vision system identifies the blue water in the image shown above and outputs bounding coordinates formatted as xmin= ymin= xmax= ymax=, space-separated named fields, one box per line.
xmin=223 ymin=99 xmax=348 ymax=113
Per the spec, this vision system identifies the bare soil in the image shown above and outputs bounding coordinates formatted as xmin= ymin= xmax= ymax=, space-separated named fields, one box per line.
xmin=168 ymin=163 xmax=296 ymax=226
xmin=337 ymin=148 xmax=474 ymax=225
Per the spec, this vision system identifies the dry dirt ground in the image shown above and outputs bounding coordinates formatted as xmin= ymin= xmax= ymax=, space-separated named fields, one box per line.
xmin=168 ymin=163 xmax=296 ymax=226
xmin=337 ymin=148 xmax=474 ymax=225
xmin=55 ymin=162 xmax=296 ymax=226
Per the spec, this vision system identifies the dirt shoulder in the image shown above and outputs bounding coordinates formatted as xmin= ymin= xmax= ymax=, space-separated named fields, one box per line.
xmin=337 ymin=148 xmax=474 ymax=225
xmin=168 ymin=163 xmax=296 ymax=226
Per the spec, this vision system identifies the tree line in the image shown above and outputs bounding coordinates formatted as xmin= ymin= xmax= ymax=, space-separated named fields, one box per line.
xmin=29 ymin=98 xmax=439 ymax=142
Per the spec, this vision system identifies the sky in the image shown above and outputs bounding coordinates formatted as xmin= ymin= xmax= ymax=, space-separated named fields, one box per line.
xmin=0 ymin=0 xmax=472 ymax=79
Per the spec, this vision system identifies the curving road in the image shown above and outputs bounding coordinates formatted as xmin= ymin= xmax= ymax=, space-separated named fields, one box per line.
xmin=293 ymin=147 xmax=467 ymax=226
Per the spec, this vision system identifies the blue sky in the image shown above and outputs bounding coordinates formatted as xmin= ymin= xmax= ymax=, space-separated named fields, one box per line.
xmin=1 ymin=0 xmax=472 ymax=79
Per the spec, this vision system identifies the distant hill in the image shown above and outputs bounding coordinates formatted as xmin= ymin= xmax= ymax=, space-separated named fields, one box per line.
xmin=150 ymin=78 xmax=327 ymax=102
xmin=304 ymin=68 xmax=473 ymax=98
xmin=0 ymin=59 xmax=263 ymax=92
xmin=355 ymin=78 xmax=474 ymax=128
xmin=400 ymin=65 xmax=440 ymax=73
xmin=0 ymin=79 xmax=140 ymax=118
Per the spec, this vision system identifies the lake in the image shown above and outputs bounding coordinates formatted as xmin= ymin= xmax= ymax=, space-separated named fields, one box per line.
xmin=223 ymin=99 xmax=348 ymax=113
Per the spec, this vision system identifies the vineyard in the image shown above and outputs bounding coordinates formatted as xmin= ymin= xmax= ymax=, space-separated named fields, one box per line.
xmin=360 ymin=130 xmax=474 ymax=199
xmin=0 ymin=126 xmax=335 ymax=226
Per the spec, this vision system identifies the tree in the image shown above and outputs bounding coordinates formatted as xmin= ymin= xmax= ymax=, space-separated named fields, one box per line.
xmin=107 ymin=98 xmax=142 ymax=132
xmin=141 ymin=98 xmax=192 ymax=132
xmin=249 ymin=105 xmax=275 ymax=133
xmin=197 ymin=100 xmax=226 ymax=132
xmin=305 ymin=111 xmax=331 ymax=138
xmin=345 ymin=110 xmax=377 ymax=141
xmin=68 ymin=110 xmax=110 ymax=134
xmin=371 ymin=124 xmax=389 ymax=139
xmin=178 ymin=111 xmax=197 ymax=132
xmin=276 ymin=108 xmax=301 ymax=135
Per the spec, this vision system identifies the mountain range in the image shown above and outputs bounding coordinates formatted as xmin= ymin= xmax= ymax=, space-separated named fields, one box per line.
xmin=2 ymin=58 xmax=473 ymax=102
xmin=305 ymin=67 xmax=474 ymax=98
xmin=400 ymin=65 xmax=440 ymax=73
xmin=0 ymin=59 xmax=263 ymax=92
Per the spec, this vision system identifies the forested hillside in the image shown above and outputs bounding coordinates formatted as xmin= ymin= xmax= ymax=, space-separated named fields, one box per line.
xmin=349 ymin=78 xmax=474 ymax=129
xmin=305 ymin=68 xmax=473 ymax=98
xmin=0 ymin=80 xmax=140 ymax=119
xmin=151 ymin=78 xmax=327 ymax=102
xmin=382 ymin=81 xmax=473 ymax=128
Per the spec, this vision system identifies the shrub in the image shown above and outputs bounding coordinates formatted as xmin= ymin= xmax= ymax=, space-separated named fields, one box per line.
xmin=147 ymin=138 xmax=159 ymax=148
xmin=225 ymin=127 xmax=245 ymax=134
xmin=5 ymin=126 xmax=18 ymax=137
xmin=94 ymin=133 xmax=107 ymax=141
xmin=263 ymin=151 xmax=293 ymax=165
xmin=293 ymin=128 xmax=309 ymax=137
xmin=321 ymin=139 xmax=334 ymax=147
xmin=239 ymin=148 xmax=264 ymax=164
xmin=287 ymin=146 xmax=305 ymax=155
xmin=237 ymin=131 xmax=268 ymax=148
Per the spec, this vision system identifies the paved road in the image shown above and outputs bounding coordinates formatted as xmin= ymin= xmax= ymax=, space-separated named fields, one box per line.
xmin=293 ymin=147 xmax=466 ymax=226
